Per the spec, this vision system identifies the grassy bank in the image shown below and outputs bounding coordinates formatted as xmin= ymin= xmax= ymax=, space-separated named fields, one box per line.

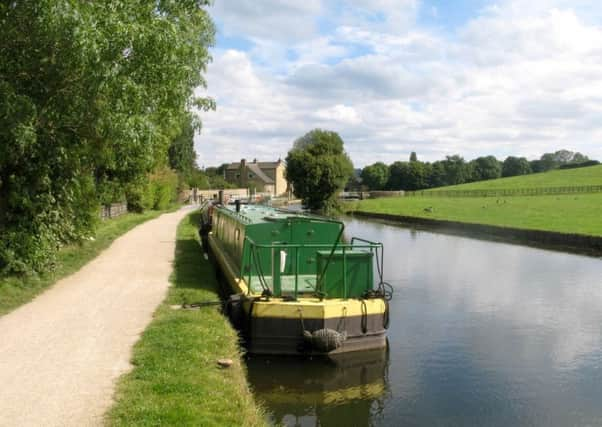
xmin=351 ymin=166 xmax=602 ymax=237
xmin=350 ymin=193 xmax=602 ymax=237
xmin=427 ymin=164 xmax=602 ymax=191
xmin=106 ymin=212 xmax=266 ymax=427
xmin=0 ymin=209 xmax=173 ymax=316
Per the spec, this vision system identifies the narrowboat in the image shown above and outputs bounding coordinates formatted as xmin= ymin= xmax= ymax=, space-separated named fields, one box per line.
xmin=200 ymin=202 xmax=392 ymax=355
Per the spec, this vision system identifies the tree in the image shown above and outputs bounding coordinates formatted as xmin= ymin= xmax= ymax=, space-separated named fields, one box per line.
xmin=0 ymin=1 xmax=215 ymax=273
xmin=204 ymin=164 xmax=228 ymax=178
xmin=168 ymin=114 xmax=199 ymax=181
xmin=345 ymin=169 xmax=363 ymax=191
xmin=387 ymin=161 xmax=429 ymax=191
xmin=529 ymin=159 xmax=546 ymax=173
xmin=441 ymin=155 xmax=468 ymax=185
xmin=285 ymin=129 xmax=353 ymax=212
xmin=469 ymin=156 xmax=502 ymax=181
xmin=361 ymin=162 xmax=389 ymax=190
xmin=188 ymin=170 xmax=211 ymax=189
xmin=502 ymin=156 xmax=531 ymax=177
xmin=428 ymin=161 xmax=447 ymax=188
xmin=386 ymin=161 xmax=409 ymax=190
xmin=533 ymin=150 xmax=590 ymax=173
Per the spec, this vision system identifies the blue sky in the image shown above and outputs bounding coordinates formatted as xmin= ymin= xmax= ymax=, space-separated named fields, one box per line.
xmin=418 ymin=0 xmax=490 ymax=29
xmin=195 ymin=0 xmax=602 ymax=168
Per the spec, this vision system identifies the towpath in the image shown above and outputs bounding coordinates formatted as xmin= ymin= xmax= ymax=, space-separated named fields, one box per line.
xmin=0 ymin=207 xmax=192 ymax=426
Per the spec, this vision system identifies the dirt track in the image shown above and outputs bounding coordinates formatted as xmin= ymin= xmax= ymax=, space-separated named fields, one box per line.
xmin=0 ymin=207 xmax=192 ymax=426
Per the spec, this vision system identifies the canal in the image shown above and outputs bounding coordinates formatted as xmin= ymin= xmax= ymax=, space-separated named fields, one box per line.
xmin=246 ymin=216 xmax=602 ymax=426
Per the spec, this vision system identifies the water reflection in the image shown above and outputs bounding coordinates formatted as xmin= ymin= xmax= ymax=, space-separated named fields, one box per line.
xmin=247 ymin=217 xmax=602 ymax=426
xmin=247 ymin=349 xmax=389 ymax=427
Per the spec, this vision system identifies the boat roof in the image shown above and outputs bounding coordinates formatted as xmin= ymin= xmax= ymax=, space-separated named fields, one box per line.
xmin=220 ymin=204 xmax=325 ymax=225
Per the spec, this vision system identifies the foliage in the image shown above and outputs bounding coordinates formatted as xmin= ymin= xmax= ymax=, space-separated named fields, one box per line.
xmin=361 ymin=149 xmax=596 ymax=195
xmin=441 ymin=155 xmax=468 ymax=185
xmin=204 ymin=163 xmax=229 ymax=178
xmin=199 ymin=164 xmax=238 ymax=189
xmin=345 ymin=170 xmax=363 ymax=191
xmin=469 ymin=156 xmax=502 ymax=181
xmin=428 ymin=161 xmax=447 ymax=188
xmin=208 ymin=175 xmax=237 ymax=189
xmin=558 ymin=160 xmax=600 ymax=169
xmin=502 ymin=156 xmax=532 ymax=177
xmin=286 ymin=129 xmax=354 ymax=212
xmin=144 ymin=168 xmax=179 ymax=211
xmin=386 ymin=161 xmax=429 ymax=191
xmin=531 ymin=150 xmax=590 ymax=173
xmin=0 ymin=1 xmax=214 ymax=273
xmin=187 ymin=169 xmax=211 ymax=189
xmin=386 ymin=161 xmax=407 ymax=190
xmin=168 ymin=114 xmax=199 ymax=182
xmin=361 ymin=162 xmax=389 ymax=190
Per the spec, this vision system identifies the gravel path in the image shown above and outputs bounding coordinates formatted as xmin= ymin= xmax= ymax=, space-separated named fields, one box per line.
xmin=0 ymin=207 xmax=192 ymax=427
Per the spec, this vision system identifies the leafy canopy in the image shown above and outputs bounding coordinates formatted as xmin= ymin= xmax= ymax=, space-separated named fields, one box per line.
xmin=502 ymin=156 xmax=532 ymax=177
xmin=361 ymin=162 xmax=389 ymax=190
xmin=285 ymin=129 xmax=353 ymax=212
xmin=0 ymin=1 xmax=214 ymax=273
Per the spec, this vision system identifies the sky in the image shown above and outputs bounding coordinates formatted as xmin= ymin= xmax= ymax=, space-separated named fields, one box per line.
xmin=194 ymin=0 xmax=602 ymax=168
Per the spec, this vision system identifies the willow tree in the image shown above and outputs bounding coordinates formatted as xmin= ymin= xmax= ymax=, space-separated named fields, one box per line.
xmin=0 ymin=1 xmax=214 ymax=273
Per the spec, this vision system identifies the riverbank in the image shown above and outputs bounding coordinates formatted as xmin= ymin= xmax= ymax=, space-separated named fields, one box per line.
xmin=351 ymin=211 xmax=602 ymax=256
xmin=0 ymin=208 xmax=176 ymax=316
xmin=107 ymin=211 xmax=266 ymax=427
xmin=348 ymin=193 xmax=602 ymax=255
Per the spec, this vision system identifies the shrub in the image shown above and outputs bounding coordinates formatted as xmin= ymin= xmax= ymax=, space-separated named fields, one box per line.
xmin=146 ymin=168 xmax=179 ymax=210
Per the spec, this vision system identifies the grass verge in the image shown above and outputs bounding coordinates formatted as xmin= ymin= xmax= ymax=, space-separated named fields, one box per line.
xmin=350 ymin=193 xmax=602 ymax=236
xmin=0 ymin=209 xmax=173 ymax=316
xmin=106 ymin=211 xmax=266 ymax=427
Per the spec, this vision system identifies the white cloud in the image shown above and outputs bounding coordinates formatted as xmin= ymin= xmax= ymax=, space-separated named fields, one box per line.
xmin=213 ymin=0 xmax=322 ymax=41
xmin=197 ymin=1 xmax=602 ymax=167
xmin=314 ymin=104 xmax=362 ymax=125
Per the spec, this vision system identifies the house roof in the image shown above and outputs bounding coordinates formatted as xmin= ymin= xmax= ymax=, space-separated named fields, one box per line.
xmin=247 ymin=163 xmax=274 ymax=184
xmin=226 ymin=159 xmax=282 ymax=170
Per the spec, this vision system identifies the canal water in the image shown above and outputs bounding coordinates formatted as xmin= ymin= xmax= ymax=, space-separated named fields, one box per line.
xmin=245 ymin=216 xmax=602 ymax=426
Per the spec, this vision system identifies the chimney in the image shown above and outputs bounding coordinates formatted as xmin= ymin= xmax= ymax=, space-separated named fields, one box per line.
xmin=240 ymin=158 xmax=246 ymax=168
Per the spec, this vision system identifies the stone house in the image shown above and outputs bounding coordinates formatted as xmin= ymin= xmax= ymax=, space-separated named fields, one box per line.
xmin=224 ymin=158 xmax=288 ymax=196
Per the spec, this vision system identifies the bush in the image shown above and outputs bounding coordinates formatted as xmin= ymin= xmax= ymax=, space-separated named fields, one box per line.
xmin=0 ymin=2 xmax=214 ymax=274
xmin=146 ymin=168 xmax=179 ymax=210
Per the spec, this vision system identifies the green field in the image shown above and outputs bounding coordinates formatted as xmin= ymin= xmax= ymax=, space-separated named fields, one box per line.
xmin=0 ymin=210 xmax=171 ymax=316
xmin=427 ymin=165 xmax=602 ymax=191
xmin=107 ymin=212 xmax=266 ymax=427
xmin=351 ymin=166 xmax=602 ymax=237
